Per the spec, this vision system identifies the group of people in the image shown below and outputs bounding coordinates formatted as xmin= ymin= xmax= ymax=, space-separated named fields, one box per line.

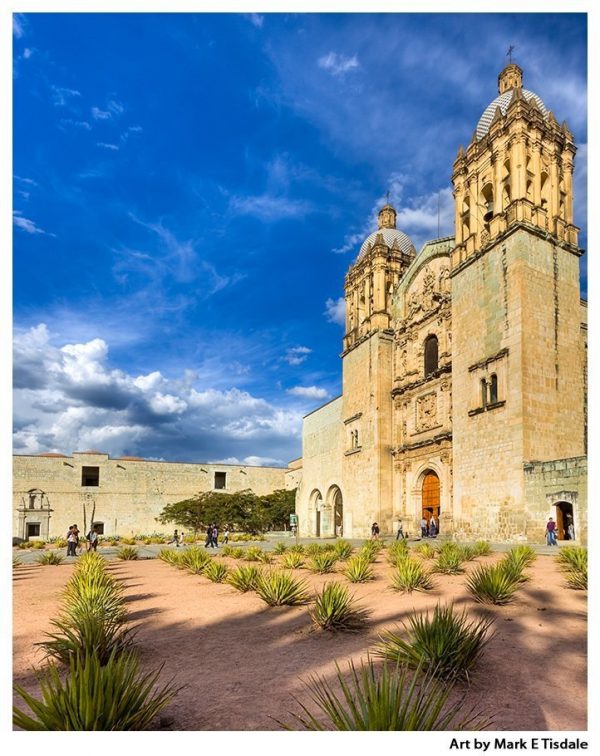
xmin=205 ymin=523 xmax=221 ymax=548
xmin=545 ymin=515 xmax=575 ymax=546
xmin=66 ymin=524 xmax=99 ymax=556
xmin=420 ymin=516 xmax=438 ymax=538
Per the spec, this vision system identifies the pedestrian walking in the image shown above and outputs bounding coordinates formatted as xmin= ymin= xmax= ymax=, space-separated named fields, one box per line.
xmin=223 ymin=528 xmax=230 ymax=545
xmin=420 ymin=518 xmax=428 ymax=538
xmin=371 ymin=522 xmax=380 ymax=540
xmin=67 ymin=525 xmax=78 ymax=557
xmin=396 ymin=521 xmax=405 ymax=540
xmin=179 ymin=532 xmax=185 ymax=546
xmin=169 ymin=529 xmax=180 ymax=547
xmin=72 ymin=524 xmax=81 ymax=555
xmin=211 ymin=524 xmax=219 ymax=548
xmin=205 ymin=524 xmax=213 ymax=548
xmin=546 ymin=517 xmax=557 ymax=546
xmin=429 ymin=516 xmax=438 ymax=538
xmin=566 ymin=515 xmax=575 ymax=541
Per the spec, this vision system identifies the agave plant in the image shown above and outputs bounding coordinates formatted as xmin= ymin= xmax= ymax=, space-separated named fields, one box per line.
xmin=390 ymin=558 xmax=434 ymax=593
xmin=500 ymin=551 xmax=530 ymax=584
xmin=415 ymin=542 xmax=438 ymax=560
xmin=375 ymin=604 xmax=494 ymax=681
xmin=158 ymin=548 xmax=183 ymax=566
xmin=13 ymin=650 xmax=178 ymax=731
xmin=278 ymin=658 xmax=491 ymax=730
xmin=343 ymin=555 xmax=374 ymax=583
xmin=333 ymin=540 xmax=354 ymax=560
xmin=180 ymin=547 xmax=211 ymax=574
xmin=203 ymin=560 xmax=230 ymax=583
xmin=116 ymin=546 xmax=139 ymax=561
xmin=288 ymin=544 xmax=306 ymax=555
xmin=310 ymin=582 xmax=371 ymax=632
xmin=32 ymin=541 xmax=47 ymax=550
xmin=119 ymin=537 xmax=137 ymax=546
xmin=257 ymin=550 xmax=274 ymax=564
xmin=556 ymin=546 xmax=587 ymax=589
xmin=255 ymin=570 xmax=312 ymax=606
xmin=305 ymin=543 xmax=324 ymax=558
xmin=387 ymin=540 xmax=409 ymax=565
xmin=432 ymin=544 xmax=464 ymax=575
xmin=273 ymin=542 xmax=288 ymax=555
xmin=357 ymin=542 xmax=378 ymax=563
xmin=473 ymin=541 xmax=492 ymax=557
xmin=507 ymin=545 xmax=536 ymax=567
xmin=230 ymin=547 xmax=246 ymax=560
xmin=457 ymin=544 xmax=477 ymax=562
xmin=36 ymin=551 xmax=64 ymax=566
xmin=466 ymin=563 xmax=520 ymax=605
xmin=281 ymin=551 xmax=305 ymax=569
xmin=308 ymin=552 xmax=337 ymax=574
xmin=39 ymin=614 xmax=136 ymax=666
xmin=227 ymin=565 xmax=262 ymax=592
xmin=244 ymin=546 xmax=263 ymax=562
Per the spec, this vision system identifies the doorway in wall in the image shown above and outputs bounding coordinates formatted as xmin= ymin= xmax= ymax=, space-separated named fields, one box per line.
xmin=422 ymin=470 xmax=441 ymax=533
xmin=554 ymin=501 xmax=574 ymax=540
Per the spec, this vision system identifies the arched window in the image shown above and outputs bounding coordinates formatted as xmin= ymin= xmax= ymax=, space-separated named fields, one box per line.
xmin=481 ymin=378 xmax=488 ymax=408
xmin=424 ymin=335 xmax=439 ymax=376
xmin=489 ymin=374 xmax=498 ymax=405
xmin=540 ymin=172 xmax=550 ymax=211
xmin=481 ymin=183 xmax=494 ymax=223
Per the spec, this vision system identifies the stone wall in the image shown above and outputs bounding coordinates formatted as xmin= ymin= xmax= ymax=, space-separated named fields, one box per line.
xmin=13 ymin=452 xmax=287 ymax=539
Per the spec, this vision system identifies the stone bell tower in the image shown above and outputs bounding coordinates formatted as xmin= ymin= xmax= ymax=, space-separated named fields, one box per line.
xmin=340 ymin=203 xmax=415 ymax=537
xmin=450 ymin=62 xmax=585 ymax=540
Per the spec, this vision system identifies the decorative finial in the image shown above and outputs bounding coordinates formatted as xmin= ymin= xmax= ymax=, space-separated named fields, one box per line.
xmin=385 ymin=189 xmax=390 ymax=204
xmin=507 ymin=45 xmax=515 ymax=64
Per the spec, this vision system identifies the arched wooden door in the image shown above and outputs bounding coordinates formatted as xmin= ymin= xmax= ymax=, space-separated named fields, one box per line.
xmin=422 ymin=471 xmax=440 ymax=531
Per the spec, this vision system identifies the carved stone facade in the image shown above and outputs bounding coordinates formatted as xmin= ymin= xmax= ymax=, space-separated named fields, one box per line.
xmin=294 ymin=64 xmax=587 ymax=543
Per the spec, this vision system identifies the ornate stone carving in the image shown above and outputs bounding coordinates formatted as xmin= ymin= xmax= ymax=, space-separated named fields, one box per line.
xmin=415 ymin=391 xmax=438 ymax=432
xmin=422 ymin=267 xmax=436 ymax=311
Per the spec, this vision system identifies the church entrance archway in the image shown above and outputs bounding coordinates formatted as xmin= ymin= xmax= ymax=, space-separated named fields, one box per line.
xmin=310 ymin=489 xmax=323 ymax=537
xmin=421 ymin=470 xmax=440 ymax=533
xmin=554 ymin=501 xmax=574 ymax=541
xmin=327 ymin=485 xmax=343 ymax=537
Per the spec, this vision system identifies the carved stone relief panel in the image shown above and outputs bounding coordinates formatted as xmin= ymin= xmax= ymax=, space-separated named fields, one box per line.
xmin=415 ymin=391 xmax=438 ymax=432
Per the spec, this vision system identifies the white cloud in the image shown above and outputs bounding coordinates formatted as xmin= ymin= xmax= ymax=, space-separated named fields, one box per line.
xmin=13 ymin=14 xmax=26 ymax=38
xmin=60 ymin=118 xmax=92 ymax=131
xmin=13 ymin=325 xmax=303 ymax=463
xmin=51 ymin=86 xmax=81 ymax=106
xmin=13 ymin=211 xmax=54 ymax=236
xmin=318 ymin=52 xmax=360 ymax=77
xmin=287 ymin=386 xmax=329 ymax=399
xmin=249 ymin=14 xmax=264 ymax=28
xmin=92 ymin=107 xmax=112 ymax=120
xmin=96 ymin=142 xmax=119 ymax=151
xmin=283 ymin=346 xmax=311 ymax=366
xmin=107 ymin=99 xmax=124 ymax=116
xmin=229 ymin=194 xmax=313 ymax=221
xmin=324 ymin=297 xmax=345 ymax=326
xmin=23 ymin=47 xmax=34 ymax=59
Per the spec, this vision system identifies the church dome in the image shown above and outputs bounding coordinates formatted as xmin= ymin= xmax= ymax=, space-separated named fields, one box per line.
xmin=357 ymin=227 xmax=416 ymax=262
xmin=476 ymin=89 xmax=547 ymax=140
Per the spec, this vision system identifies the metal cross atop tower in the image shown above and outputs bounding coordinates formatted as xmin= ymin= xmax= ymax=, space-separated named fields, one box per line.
xmin=507 ymin=45 xmax=515 ymax=64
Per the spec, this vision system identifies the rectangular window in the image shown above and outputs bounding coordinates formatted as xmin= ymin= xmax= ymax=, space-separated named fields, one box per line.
xmin=81 ymin=466 xmax=100 ymax=486
xmin=92 ymin=522 xmax=104 ymax=535
xmin=26 ymin=522 xmax=40 ymax=538
xmin=214 ymin=472 xmax=227 ymax=490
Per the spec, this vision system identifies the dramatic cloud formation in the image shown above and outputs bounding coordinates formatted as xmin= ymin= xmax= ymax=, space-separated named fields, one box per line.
xmin=13 ymin=325 xmax=304 ymax=464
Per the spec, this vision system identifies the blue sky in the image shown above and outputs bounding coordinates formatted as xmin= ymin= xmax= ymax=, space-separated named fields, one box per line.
xmin=12 ymin=12 xmax=587 ymax=466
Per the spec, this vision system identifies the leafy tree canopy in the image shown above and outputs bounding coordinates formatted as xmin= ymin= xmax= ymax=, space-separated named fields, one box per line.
xmin=156 ymin=488 xmax=297 ymax=534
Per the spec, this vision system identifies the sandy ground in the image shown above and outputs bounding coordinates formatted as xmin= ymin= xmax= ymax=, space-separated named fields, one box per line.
xmin=13 ymin=551 xmax=587 ymax=731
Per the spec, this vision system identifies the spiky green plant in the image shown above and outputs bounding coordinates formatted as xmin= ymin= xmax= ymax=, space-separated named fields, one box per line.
xmin=203 ymin=560 xmax=230 ymax=583
xmin=257 ymin=550 xmax=274 ymax=564
xmin=333 ymin=540 xmax=354 ymax=560
xmin=391 ymin=558 xmax=434 ymax=593
xmin=358 ymin=542 xmax=378 ymax=563
xmin=230 ymin=547 xmax=246 ymax=560
xmin=116 ymin=546 xmax=139 ymax=561
xmin=432 ymin=544 xmax=465 ymax=575
xmin=500 ymin=551 xmax=530 ymax=584
xmin=343 ymin=555 xmax=374 ymax=583
xmin=50 ymin=538 xmax=68 ymax=549
xmin=36 ymin=551 xmax=64 ymax=566
xmin=281 ymin=551 xmax=305 ymax=569
xmin=508 ymin=545 xmax=536 ymax=566
xmin=305 ymin=543 xmax=324 ymax=557
xmin=120 ymin=537 xmax=137 ymax=546
xmin=415 ymin=542 xmax=438 ymax=560
xmin=473 ymin=541 xmax=492 ymax=556
xmin=466 ymin=563 xmax=520 ymax=605
xmin=227 ymin=565 xmax=262 ymax=592
xmin=288 ymin=544 xmax=306 ymax=555
xmin=13 ymin=650 xmax=178 ymax=731
xmin=158 ymin=548 xmax=183 ymax=566
xmin=39 ymin=614 xmax=136 ymax=666
xmin=308 ymin=552 xmax=337 ymax=574
xmin=387 ymin=540 xmax=409 ymax=561
xmin=457 ymin=545 xmax=477 ymax=562
xmin=310 ymin=582 xmax=371 ymax=632
xmin=244 ymin=546 xmax=263 ymax=562
xmin=375 ymin=604 xmax=494 ymax=681
xmin=32 ymin=540 xmax=47 ymax=550
xmin=255 ymin=570 xmax=312 ymax=606
xmin=556 ymin=546 xmax=587 ymax=590
xmin=180 ymin=547 xmax=211 ymax=573
xmin=273 ymin=542 xmax=288 ymax=555
xmin=220 ymin=545 xmax=233 ymax=557
xmin=278 ymin=658 xmax=491 ymax=731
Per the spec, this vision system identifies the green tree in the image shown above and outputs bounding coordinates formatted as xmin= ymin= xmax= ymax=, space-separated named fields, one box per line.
xmin=260 ymin=489 xmax=297 ymax=530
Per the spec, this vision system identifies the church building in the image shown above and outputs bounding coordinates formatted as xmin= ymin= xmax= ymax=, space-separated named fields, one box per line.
xmin=294 ymin=63 xmax=587 ymax=543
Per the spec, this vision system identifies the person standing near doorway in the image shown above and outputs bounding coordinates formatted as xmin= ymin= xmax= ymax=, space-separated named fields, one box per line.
xmin=546 ymin=517 xmax=557 ymax=546
xmin=396 ymin=521 xmax=405 ymax=540
xmin=420 ymin=517 xmax=428 ymax=538
xmin=429 ymin=516 xmax=438 ymax=538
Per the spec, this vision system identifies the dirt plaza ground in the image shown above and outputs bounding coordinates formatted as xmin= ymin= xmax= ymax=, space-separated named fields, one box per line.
xmin=13 ymin=545 xmax=587 ymax=731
